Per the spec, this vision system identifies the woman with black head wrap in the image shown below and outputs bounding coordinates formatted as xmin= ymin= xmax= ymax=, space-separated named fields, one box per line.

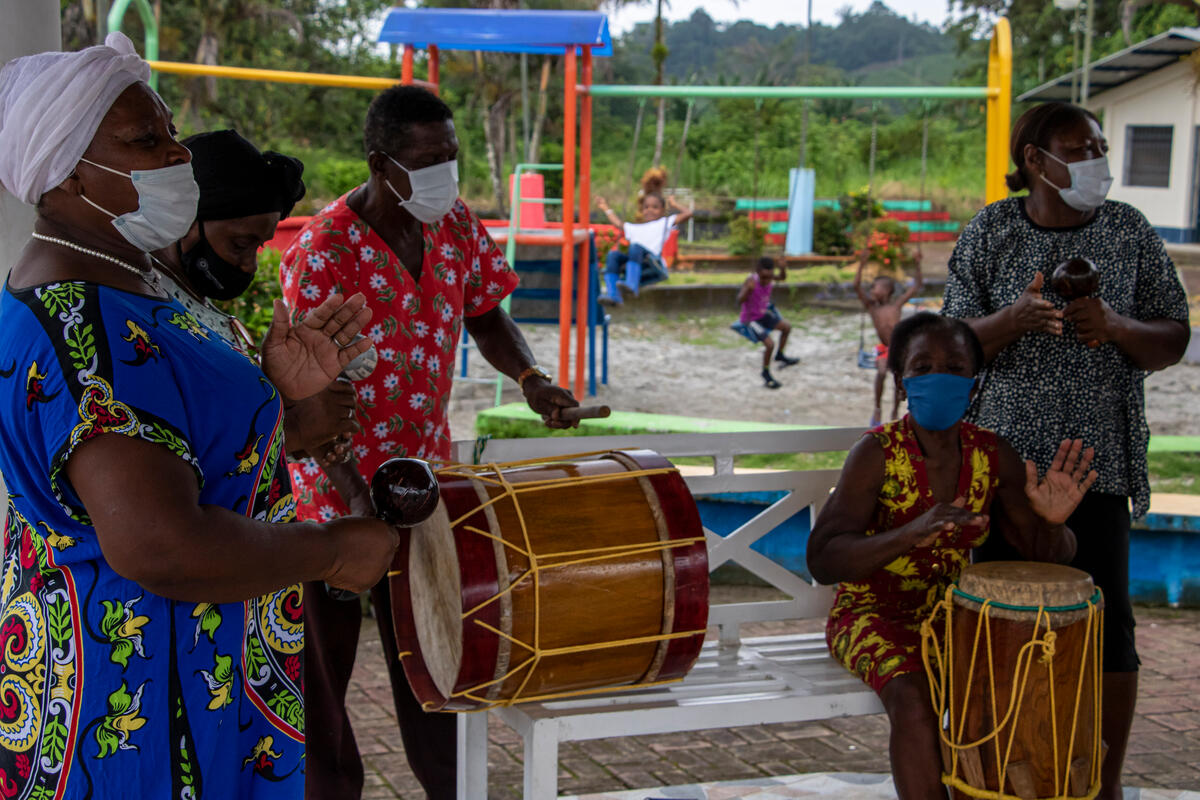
xmin=153 ymin=130 xmax=360 ymax=462
xmin=154 ymin=129 xmax=304 ymax=348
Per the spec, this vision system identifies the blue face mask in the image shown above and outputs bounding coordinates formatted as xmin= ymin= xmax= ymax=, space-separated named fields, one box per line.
xmin=902 ymin=373 xmax=975 ymax=431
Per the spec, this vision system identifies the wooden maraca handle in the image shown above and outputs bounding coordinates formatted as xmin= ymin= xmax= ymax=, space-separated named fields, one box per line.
xmin=557 ymin=405 xmax=611 ymax=422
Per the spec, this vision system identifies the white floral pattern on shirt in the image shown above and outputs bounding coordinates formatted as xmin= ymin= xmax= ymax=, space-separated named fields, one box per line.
xmin=280 ymin=193 xmax=518 ymax=518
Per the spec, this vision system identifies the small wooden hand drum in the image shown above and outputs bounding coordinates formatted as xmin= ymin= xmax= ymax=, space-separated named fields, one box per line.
xmin=923 ymin=561 xmax=1104 ymax=800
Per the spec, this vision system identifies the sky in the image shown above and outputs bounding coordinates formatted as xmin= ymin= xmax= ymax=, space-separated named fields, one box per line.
xmin=606 ymin=0 xmax=957 ymax=33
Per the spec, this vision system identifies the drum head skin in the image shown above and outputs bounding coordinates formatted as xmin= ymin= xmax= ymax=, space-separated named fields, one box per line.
xmin=959 ymin=561 xmax=1095 ymax=608
xmin=408 ymin=499 xmax=463 ymax=699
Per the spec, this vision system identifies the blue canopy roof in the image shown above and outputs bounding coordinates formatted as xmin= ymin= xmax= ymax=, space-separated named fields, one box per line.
xmin=378 ymin=9 xmax=612 ymax=56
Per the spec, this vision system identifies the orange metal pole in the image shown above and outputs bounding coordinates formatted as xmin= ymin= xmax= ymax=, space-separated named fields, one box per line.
xmin=559 ymin=49 xmax=577 ymax=391
xmin=401 ymin=46 xmax=414 ymax=85
xmin=428 ymin=44 xmax=440 ymax=92
xmin=575 ymin=46 xmax=593 ymax=400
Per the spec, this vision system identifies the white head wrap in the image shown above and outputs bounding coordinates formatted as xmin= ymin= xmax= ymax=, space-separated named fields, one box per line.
xmin=0 ymin=32 xmax=151 ymax=205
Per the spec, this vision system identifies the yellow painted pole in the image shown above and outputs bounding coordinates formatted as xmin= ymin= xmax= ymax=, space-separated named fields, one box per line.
xmin=985 ymin=18 xmax=1012 ymax=205
xmin=146 ymin=60 xmax=435 ymax=91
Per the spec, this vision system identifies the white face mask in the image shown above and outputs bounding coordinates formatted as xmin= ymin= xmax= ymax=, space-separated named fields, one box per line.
xmin=384 ymin=155 xmax=459 ymax=224
xmin=1039 ymin=148 xmax=1112 ymax=213
xmin=78 ymin=157 xmax=199 ymax=252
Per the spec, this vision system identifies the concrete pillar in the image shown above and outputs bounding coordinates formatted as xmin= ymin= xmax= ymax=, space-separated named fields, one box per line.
xmin=1 ymin=2 xmax=61 ymax=511
xmin=1 ymin=2 xmax=61 ymax=282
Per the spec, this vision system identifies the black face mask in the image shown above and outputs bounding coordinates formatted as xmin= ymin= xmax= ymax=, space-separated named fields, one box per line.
xmin=180 ymin=224 xmax=256 ymax=301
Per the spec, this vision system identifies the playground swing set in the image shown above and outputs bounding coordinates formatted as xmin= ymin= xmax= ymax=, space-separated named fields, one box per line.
xmin=106 ymin=3 xmax=1012 ymax=403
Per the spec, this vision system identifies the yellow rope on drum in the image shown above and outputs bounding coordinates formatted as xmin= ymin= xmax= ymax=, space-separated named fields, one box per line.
xmin=409 ymin=457 xmax=709 ymax=712
xmin=920 ymin=586 xmax=1103 ymax=800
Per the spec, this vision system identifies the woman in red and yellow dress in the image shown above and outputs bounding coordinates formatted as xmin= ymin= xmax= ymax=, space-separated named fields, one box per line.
xmin=807 ymin=312 xmax=1097 ymax=800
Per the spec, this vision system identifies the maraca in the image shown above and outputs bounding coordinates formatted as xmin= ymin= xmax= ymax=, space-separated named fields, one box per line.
xmin=1050 ymin=257 xmax=1099 ymax=301
xmin=326 ymin=458 xmax=439 ymax=601
xmin=370 ymin=458 xmax=441 ymax=526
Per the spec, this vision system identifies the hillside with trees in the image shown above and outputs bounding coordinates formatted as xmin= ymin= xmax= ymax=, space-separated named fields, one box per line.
xmin=58 ymin=0 xmax=1200 ymax=218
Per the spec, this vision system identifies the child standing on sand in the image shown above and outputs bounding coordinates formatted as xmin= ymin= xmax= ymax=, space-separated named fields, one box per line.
xmin=734 ymin=256 xmax=799 ymax=389
xmin=855 ymin=248 xmax=923 ymax=424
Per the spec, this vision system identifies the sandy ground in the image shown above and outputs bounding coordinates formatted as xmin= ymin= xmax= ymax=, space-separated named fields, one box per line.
xmin=448 ymin=309 xmax=1200 ymax=437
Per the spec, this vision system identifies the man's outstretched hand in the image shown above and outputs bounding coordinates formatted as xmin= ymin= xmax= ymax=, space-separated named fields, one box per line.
xmin=522 ymin=376 xmax=581 ymax=430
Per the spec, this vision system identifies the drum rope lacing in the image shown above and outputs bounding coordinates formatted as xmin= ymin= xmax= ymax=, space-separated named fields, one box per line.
xmin=392 ymin=452 xmax=709 ymax=711
xmin=920 ymin=585 xmax=1104 ymax=800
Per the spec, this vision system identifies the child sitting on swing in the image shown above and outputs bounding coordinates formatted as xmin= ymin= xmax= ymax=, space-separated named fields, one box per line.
xmin=596 ymin=190 xmax=692 ymax=306
xmin=733 ymin=256 xmax=799 ymax=389
xmin=807 ymin=312 xmax=1095 ymax=800
xmin=855 ymin=246 xmax=923 ymax=426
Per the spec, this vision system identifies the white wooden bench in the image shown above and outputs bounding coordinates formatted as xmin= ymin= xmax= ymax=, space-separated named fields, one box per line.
xmin=447 ymin=428 xmax=884 ymax=800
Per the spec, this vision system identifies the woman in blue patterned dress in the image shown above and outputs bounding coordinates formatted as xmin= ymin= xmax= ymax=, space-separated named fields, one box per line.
xmin=943 ymin=101 xmax=1191 ymax=800
xmin=0 ymin=35 xmax=398 ymax=798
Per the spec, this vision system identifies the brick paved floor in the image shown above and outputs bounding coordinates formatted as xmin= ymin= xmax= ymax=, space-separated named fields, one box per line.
xmin=348 ymin=606 xmax=1200 ymax=799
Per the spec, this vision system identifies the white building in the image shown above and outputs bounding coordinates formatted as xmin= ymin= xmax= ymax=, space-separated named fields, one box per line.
xmin=1020 ymin=28 xmax=1200 ymax=243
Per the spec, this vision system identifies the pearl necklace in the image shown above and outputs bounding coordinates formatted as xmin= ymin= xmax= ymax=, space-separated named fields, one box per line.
xmin=31 ymin=232 xmax=161 ymax=290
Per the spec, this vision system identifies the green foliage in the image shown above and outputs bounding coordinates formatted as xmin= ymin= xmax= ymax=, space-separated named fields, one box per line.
xmin=812 ymin=190 xmax=882 ymax=255
xmin=72 ymin=0 xmax=1196 ymax=239
xmin=214 ymin=248 xmax=284 ymax=348
xmin=727 ymin=217 xmax=766 ymax=257
xmin=841 ymin=190 xmax=885 ymax=227
xmin=305 ymin=156 xmax=370 ymax=205
xmin=813 ymin=207 xmax=852 ymax=255
xmin=857 ymin=217 xmax=917 ymax=273
xmin=949 ymin=0 xmax=1198 ymax=97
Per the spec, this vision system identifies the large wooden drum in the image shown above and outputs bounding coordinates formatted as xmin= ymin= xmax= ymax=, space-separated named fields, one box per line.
xmin=389 ymin=449 xmax=709 ymax=711
xmin=923 ymin=562 xmax=1104 ymax=800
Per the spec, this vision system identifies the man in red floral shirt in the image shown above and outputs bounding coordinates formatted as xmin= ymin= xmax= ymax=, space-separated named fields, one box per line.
xmin=281 ymin=85 xmax=577 ymax=799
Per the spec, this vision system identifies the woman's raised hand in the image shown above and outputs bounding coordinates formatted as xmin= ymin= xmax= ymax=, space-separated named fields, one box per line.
xmin=261 ymin=294 xmax=373 ymax=402
xmin=1024 ymin=438 xmax=1098 ymax=525
xmin=1010 ymin=272 xmax=1063 ymax=336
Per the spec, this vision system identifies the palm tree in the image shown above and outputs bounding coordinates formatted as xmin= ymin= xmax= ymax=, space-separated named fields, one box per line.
xmin=187 ymin=0 xmax=301 ymax=105
xmin=650 ymin=0 xmax=668 ymax=166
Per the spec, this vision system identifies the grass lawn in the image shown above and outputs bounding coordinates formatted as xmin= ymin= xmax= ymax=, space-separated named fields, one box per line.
xmin=664 ymin=265 xmax=857 ymax=286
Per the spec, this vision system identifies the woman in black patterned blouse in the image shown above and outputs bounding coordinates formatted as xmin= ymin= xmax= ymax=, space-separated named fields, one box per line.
xmin=943 ymin=101 xmax=1190 ymax=800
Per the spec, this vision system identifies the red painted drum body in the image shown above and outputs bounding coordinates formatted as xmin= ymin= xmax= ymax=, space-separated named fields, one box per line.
xmin=388 ymin=449 xmax=709 ymax=711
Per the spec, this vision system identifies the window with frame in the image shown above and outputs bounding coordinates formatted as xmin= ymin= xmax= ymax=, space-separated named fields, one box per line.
xmin=1123 ymin=125 xmax=1173 ymax=188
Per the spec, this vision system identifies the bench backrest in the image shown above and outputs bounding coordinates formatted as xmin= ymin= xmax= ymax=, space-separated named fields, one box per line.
xmin=450 ymin=428 xmax=862 ymax=644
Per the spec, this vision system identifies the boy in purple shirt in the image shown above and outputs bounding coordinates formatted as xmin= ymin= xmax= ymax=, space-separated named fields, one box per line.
xmin=734 ymin=256 xmax=798 ymax=388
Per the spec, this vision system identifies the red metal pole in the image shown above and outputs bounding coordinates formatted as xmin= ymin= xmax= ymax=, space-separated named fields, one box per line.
xmin=558 ymin=49 xmax=577 ymax=391
xmin=428 ymin=44 xmax=439 ymax=92
xmin=401 ymin=46 xmax=414 ymax=85
xmin=575 ymin=46 xmax=593 ymax=400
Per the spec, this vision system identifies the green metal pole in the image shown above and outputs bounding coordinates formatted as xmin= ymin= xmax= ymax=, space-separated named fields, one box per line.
xmin=521 ymin=53 xmax=531 ymax=161
xmin=107 ymin=0 xmax=159 ymax=90
xmin=585 ymin=85 xmax=993 ymax=100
